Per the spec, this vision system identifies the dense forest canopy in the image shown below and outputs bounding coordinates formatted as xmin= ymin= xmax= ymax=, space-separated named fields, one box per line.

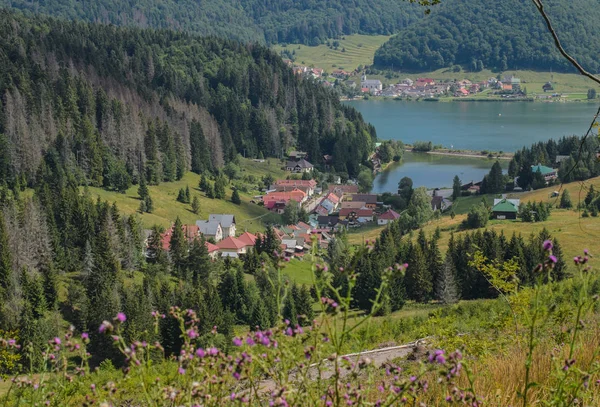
xmin=0 ymin=10 xmax=376 ymax=189
xmin=0 ymin=0 xmax=422 ymax=45
xmin=374 ymin=0 xmax=600 ymax=73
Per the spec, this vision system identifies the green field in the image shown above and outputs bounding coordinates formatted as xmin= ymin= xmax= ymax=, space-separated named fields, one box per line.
xmin=86 ymin=158 xmax=288 ymax=233
xmin=272 ymin=34 xmax=391 ymax=72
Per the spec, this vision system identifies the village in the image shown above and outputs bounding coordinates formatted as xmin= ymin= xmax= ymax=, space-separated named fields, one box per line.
xmin=283 ymin=59 xmax=566 ymax=100
xmin=149 ymin=145 xmax=566 ymax=262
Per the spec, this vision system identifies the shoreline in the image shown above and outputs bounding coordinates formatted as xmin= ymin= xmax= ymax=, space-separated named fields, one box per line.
xmin=406 ymin=148 xmax=513 ymax=160
xmin=342 ymin=96 xmax=598 ymax=104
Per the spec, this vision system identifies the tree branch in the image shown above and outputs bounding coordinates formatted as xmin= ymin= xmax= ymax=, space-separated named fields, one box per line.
xmin=531 ymin=0 xmax=600 ymax=86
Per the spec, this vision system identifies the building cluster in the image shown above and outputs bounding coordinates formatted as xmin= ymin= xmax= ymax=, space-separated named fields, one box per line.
xmin=155 ymin=214 xmax=260 ymax=259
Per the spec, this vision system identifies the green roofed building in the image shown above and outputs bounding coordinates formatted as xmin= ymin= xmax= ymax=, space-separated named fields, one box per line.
xmin=531 ymin=163 xmax=558 ymax=181
xmin=492 ymin=198 xmax=519 ymax=220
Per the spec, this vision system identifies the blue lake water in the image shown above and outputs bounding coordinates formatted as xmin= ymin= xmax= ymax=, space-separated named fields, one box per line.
xmin=344 ymin=100 xmax=598 ymax=191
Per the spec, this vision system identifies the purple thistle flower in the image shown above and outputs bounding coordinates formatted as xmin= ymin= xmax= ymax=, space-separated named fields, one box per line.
xmin=246 ymin=337 xmax=255 ymax=346
xmin=549 ymin=255 xmax=557 ymax=263
xmin=543 ymin=240 xmax=553 ymax=251
xmin=81 ymin=333 xmax=89 ymax=340
xmin=187 ymin=329 xmax=198 ymax=339
xmin=116 ymin=312 xmax=127 ymax=323
xmin=233 ymin=372 xmax=240 ymax=380
xmin=233 ymin=337 xmax=243 ymax=347
xmin=53 ymin=337 xmax=61 ymax=345
xmin=195 ymin=348 xmax=205 ymax=358
xmin=178 ymin=367 xmax=185 ymax=375
xmin=207 ymin=347 xmax=218 ymax=356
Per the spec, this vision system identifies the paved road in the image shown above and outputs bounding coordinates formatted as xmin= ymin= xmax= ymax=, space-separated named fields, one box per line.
xmin=255 ymin=339 xmax=428 ymax=393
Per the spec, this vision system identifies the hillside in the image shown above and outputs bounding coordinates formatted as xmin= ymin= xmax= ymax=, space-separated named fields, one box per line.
xmin=0 ymin=10 xmax=376 ymax=190
xmin=0 ymin=0 xmax=423 ymax=45
xmin=374 ymin=0 xmax=600 ymax=73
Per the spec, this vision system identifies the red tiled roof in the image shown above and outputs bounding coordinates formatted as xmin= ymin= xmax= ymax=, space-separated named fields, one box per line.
xmin=379 ymin=209 xmax=401 ymax=220
xmin=216 ymin=236 xmax=246 ymax=250
xmin=237 ymin=232 xmax=257 ymax=247
xmin=297 ymin=222 xmax=311 ymax=230
xmin=325 ymin=192 xmax=340 ymax=204
xmin=263 ymin=189 xmax=306 ymax=204
xmin=274 ymin=179 xmax=317 ymax=188
xmin=205 ymin=242 xmax=220 ymax=253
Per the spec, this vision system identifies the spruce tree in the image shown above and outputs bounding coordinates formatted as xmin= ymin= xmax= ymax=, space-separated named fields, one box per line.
xmin=205 ymin=183 xmax=215 ymax=199
xmin=137 ymin=176 xmax=149 ymax=200
xmin=169 ymin=217 xmax=187 ymax=278
xmin=560 ymin=189 xmax=572 ymax=209
xmin=231 ymin=189 xmax=241 ymax=205
xmin=188 ymin=236 xmax=212 ymax=285
xmin=145 ymin=194 xmax=154 ymax=213
xmin=191 ymin=195 xmax=200 ymax=214
xmin=199 ymin=174 xmax=209 ymax=192
xmin=283 ymin=285 xmax=298 ymax=327
xmin=452 ymin=175 xmax=461 ymax=200
xmin=435 ymin=253 xmax=459 ymax=304
xmin=0 ymin=212 xmax=12 ymax=291
xmin=146 ymin=225 xmax=167 ymax=265
xmin=185 ymin=186 xmax=191 ymax=203
xmin=177 ymin=188 xmax=187 ymax=203
xmin=404 ymin=243 xmax=432 ymax=302
xmin=295 ymin=284 xmax=315 ymax=326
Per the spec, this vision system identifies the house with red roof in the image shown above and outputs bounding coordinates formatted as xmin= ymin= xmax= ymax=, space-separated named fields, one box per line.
xmin=263 ymin=189 xmax=307 ymax=213
xmin=455 ymin=88 xmax=469 ymax=97
xmin=160 ymin=224 xmax=201 ymax=250
xmin=377 ymin=209 xmax=401 ymax=225
xmin=216 ymin=236 xmax=248 ymax=258
xmin=205 ymin=241 xmax=220 ymax=259
xmin=237 ymin=231 xmax=258 ymax=249
xmin=318 ymin=192 xmax=340 ymax=214
xmin=339 ymin=208 xmax=374 ymax=223
xmin=416 ymin=78 xmax=435 ymax=86
xmin=273 ymin=179 xmax=317 ymax=196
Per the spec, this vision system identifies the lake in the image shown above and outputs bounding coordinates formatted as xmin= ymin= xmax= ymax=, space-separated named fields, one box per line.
xmin=344 ymin=100 xmax=598 ymax=191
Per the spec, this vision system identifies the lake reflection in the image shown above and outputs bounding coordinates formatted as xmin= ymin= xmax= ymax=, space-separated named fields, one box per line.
xmin=372 ymin=153 xmax=508 ymax=192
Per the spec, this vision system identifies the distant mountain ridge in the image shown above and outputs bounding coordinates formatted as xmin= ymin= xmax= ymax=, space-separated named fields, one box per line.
xmin=0 ymin=0 xmax=422 ymax=45
xmin=374 ymin=0 xmax=600 ymax=73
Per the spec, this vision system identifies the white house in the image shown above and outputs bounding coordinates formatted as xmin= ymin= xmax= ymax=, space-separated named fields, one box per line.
xmin=196 ymin=220 xmax=223 ymax=242
xmin=208 ymin=214 xmax=236 ymax=237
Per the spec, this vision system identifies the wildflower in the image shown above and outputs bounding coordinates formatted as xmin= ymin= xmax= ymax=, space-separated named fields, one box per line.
xmin=98 ymin=321 xmax=113 ymax=334
xmin=115 ymin=312 xmax=127 ymax=323
xmin=52 ymin=337 xmax=61 ymax=346
xmin=187 ymin=329 xmax=198 ymax=339
xmin=178 ymin=367 xmax=185 ymax=375
xmin=246 ymin=337 xmax=255 ymax=346
xmin=207 ymin=347 xmax=218 ymax=356
xmin=195 ymin=348 xmax=205 ymax=358
xmin=543 ymin=240 xmax=553 ymax=251
xmin=429 ymin=350 xmax=446 ymax=364
xmin=233 ymin=372 xmax=240 ymax=380
xmin=233 ymin=337 xmax=243 ymax=347
xmin=90 ymin=384 xmax=96 ymax=391
xmin=548 ymin=255 xmax=557 ymax=263
xmin=81 ymin=333 xmax=89 ymax=340
xmin=231 ymin=393 xmax=236 ymax=401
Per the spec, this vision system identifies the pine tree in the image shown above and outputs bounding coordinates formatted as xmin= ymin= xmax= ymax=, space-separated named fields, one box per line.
xmin=231 ymin=189 xmax=241 ymax=205
xmin=145 ymin=194 xmax=154 ymax=213
xmin=205 ymin=183 xmax=215 ymax=199
xmin=559 ymin=189 xmax=572 ymax=209
xmin=585 ymin=185 xmax=596 ymax=207
xmin=404 ymin=243 xmax=432 ymax=302
xmin=169 ymin=217 xmax=187 ymax=278
xmin=283 ymin=285 xmax=298 ymax=327
xmin=188 ymin=236 xmax=212 ymax=285
xmin=249 ymin=300 xmax=272 ymax=331
xmin=138 ymin=176 xmax=149 ymax=201
xmin=191 ymin=195 xmax=200 ymax=214
xmin=185 ymin=186 xmax=191 ymax=203
xmin=435 ymin=253 xmax=459 ymax=304
xmin=214 ymin=176 xmax=226 ymax=199
xmin=139 ymin=199 xmax=147 ymax=214
xmin=0 ymin=212 xmax=12 ymax=291
xmin=199 ymin=174 xmax=209 ymax=192
xmin=177 ymin=188 xmax=187 ymax=203
xmin=295 ymin=284 xmax=315 ymax=326
xmin=146 ymin=225 xmax=167 ymax=265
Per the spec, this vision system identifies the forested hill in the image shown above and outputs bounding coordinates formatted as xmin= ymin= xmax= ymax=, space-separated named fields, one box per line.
xmin=0 ymin=11 xmax=376 ymax=190
xmin=374 ymin=0 xmax=600 ymax=73
xmin=0 ymin=0 xmax=422 ymax=45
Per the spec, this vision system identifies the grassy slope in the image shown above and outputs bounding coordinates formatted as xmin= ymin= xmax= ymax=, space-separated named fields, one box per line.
xmin=348 ymin=177 xmax=600 ymax=254
xmin=87 ymin=158 xmax=287 ymax=233
xmin=272 ymin=34 xmax=391 ymax=72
